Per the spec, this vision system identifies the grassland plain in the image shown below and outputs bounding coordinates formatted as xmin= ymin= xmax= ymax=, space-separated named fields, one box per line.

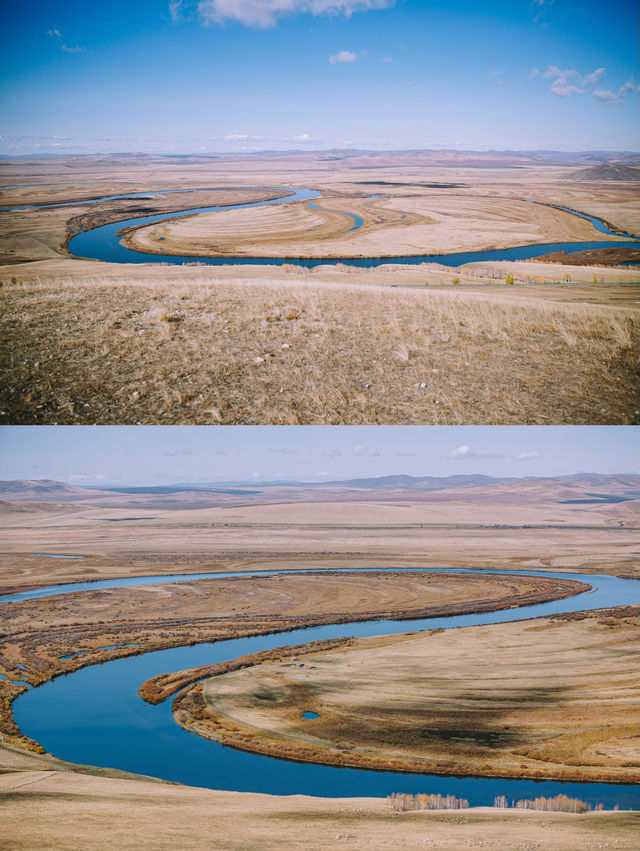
xmin=0 ymin=475 xmax=637 ymax=596
xmin=1 ymin=151 xmax=639 ymax=424
xmin=1 ymin=277 xmax=637 ymax=424
xmin=172 ymin=607 xmax=639 ymax=784
xmin=0 ymin=475 xmax=637 ymax=848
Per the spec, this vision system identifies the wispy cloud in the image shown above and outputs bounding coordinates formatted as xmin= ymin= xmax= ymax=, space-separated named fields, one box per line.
xmin=593 ymin=78 xmax=638 ymax=104
xmin=47 ymin=27 xmax=86 ymax=54
xmin=169 ymin=0 xmax=185 ymax=21
xmin=402 ymin=79 xmax=416 ymax=86
xmin=450 ymin=445 xmax=504 ymax=460
xmin=540 ymin=65 xmax=634 ymax=103
xmin=353 ymin=445 xmax=379 ymax=457
xmin=531 ymin=0 xmax=554 ymax=25
xmin=329 ymin=50 xmax=357 ymax=65
xmin=514 ymin=451 xmax=540 ymax=461
xmin=198 ymin=0 xmax=395 ymax=28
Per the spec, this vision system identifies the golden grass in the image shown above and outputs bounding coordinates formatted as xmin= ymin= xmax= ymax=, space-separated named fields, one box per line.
xmin=1 ymin=277 xmax=637 ymax=424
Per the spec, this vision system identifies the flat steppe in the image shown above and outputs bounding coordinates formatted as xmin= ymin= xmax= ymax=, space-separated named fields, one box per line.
xmin=1 ymin=151 xmax=638 ymax=424
xmin=0 ymin=475 xmax=637 ymax=595
xmin=175 ymin=607 xmax=638 ymax=783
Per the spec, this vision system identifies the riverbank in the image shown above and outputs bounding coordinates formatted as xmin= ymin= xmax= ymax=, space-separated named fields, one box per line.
xmin=173 ymin=606 xmax=639 ymax=784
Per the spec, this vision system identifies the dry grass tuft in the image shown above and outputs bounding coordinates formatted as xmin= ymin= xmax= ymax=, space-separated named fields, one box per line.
xmin=1 ymin=276 xmax=637 ymax=424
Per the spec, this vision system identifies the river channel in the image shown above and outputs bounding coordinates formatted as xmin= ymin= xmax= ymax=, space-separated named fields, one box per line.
xmin=6 ymin=567 xmax=639 ymax=807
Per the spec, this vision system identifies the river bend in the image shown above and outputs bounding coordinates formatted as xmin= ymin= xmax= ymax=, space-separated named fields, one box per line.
xmin=6 ymin=567 xmax=638 ymax=807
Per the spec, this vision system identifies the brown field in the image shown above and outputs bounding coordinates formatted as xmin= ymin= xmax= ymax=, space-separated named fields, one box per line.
xmin=1 ymin=151 xmax=639 ymax=425
xmin=1 ymin=769 xmax=637 ymax=851
xmin=174 ymin=606 xmax=639 ymax=784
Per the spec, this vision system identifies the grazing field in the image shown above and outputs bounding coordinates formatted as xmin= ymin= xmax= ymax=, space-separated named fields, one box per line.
xmin=1 ymin=151 xmax=638 ymax=425
xmin=174 ymin=606 xmax=639 ymax=784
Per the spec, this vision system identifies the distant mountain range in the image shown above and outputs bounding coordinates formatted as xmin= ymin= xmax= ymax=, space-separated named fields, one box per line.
xmin=0 ymin=474 xmax=637 ymax=503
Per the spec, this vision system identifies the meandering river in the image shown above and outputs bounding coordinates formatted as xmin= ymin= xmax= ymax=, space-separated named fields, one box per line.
xmin=3 ymin=184 xmax=637 ymax=268
xmin=5 ymin=567 xmax=639 ymax=807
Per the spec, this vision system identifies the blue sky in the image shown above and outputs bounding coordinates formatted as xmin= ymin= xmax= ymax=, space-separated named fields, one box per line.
xmin=0 ymin=426 xmax=637 ymax=484
xmin=1 ymin=0 xmax=637 ymax=155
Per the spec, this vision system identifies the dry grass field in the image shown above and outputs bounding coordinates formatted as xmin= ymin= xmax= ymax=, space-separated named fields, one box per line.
xmin=1 ymin=151 xmax=639 ymax=425
xmin=1 ymin=277 xmax=637 ymax=424
xmin=174 ymin=607 xmax=639 ymax=784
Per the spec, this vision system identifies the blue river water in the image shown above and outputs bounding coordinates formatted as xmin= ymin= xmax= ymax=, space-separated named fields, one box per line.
xmin=7 ymin=567 xmax=640 ymax=807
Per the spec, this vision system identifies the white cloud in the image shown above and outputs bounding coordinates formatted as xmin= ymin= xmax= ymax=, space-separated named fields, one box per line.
xmin=292 ymin=132 xmax=313 ymax=142
xmin=592 ymin=78 xmax=638 ymax=104
xmin=46 ymin=28 xmax=85 ymax=53
xmin=402 ymin=79 xmax=416 ymax=86
xmin=223 ymin=133 xmax=249 ymax=141
xmin=450 ymin=445 xmax=503 ymax=460
xmin=540 ymin=65 xmax=633 ymax=103
xmin=514 ymin=451 xmax=540 ymax=461
xmin=380 ymin=55 xmax=395 ymax=64
xmin=583 ymin=67 xmax=606 ymax=87
xmin=352 ymin=445 xmax=379 ymax=457
xmin=329 ymin=50 xmax=357 ymax=64
xmin=550 ymin=77 xmax=583 ymax=97
xmin=198 ymin=0 xmax=395 ymax=28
